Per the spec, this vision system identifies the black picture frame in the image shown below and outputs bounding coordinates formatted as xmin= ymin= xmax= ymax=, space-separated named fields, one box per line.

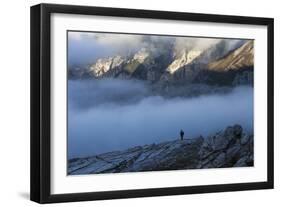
xmin=30 ymin=3 xmax=274 ymax=204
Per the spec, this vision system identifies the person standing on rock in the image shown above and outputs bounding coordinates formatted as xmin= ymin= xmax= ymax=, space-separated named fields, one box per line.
xmin=180 ymin=129 xmax=184 ymax=140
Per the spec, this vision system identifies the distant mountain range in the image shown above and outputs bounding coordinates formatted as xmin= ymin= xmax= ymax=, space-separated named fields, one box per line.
xmin=69 ymin=39 xmax=254 ymax=87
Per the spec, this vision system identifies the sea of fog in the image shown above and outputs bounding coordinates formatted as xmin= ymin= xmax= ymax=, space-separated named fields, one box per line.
xmin=68 ymin=79 xmax=253 ymax=159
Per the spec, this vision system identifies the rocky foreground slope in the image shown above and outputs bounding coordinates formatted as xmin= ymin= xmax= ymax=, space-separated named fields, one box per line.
xmin=68 ymin=125 xmax=253 ymax=175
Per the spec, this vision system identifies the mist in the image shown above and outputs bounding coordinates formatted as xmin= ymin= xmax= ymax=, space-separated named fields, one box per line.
xmin=68 ymin=79 xmax=253 ymax=159
xmin=68 ymin=31 xmax=245 ymax=66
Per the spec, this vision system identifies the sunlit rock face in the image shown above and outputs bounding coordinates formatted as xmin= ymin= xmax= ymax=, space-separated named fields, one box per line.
xmin=68 ymin=124 xmax=253 ymax=175
xmin=88 ymin=55 xmax=125 ymax=77
xmin=89 ymin=58 xmax=113 ymax=77
xmin=208 ymin=40 xmax=254 ymax=71
xmin=166 ymin=50 xmax=202 ymax=74
xmin=133 ymin=48 xmax=150 ymax=63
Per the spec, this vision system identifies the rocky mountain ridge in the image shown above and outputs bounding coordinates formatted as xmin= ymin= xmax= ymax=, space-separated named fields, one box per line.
xmin=68 ymin=124 xmax=253 ymax=175
xmin=208 ymin=40 xmax=254 ymax=71
xmin=69 ymin=40 xmax=254 ymax=87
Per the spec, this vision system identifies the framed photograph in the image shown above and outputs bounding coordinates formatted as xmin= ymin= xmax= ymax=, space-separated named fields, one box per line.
xmin=30 ymin=3 xmax=274 ymax=203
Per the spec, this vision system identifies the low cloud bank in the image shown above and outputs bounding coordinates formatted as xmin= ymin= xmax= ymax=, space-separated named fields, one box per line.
xmin=68 ymin=80 xmax=253 ymax=158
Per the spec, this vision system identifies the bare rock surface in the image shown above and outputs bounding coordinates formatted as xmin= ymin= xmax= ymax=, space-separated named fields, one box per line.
xmin=68 ymin=125 xmax=253 ymax=175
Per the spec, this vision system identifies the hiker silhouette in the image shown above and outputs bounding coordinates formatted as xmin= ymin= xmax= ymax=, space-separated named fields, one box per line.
xmin=180 ymin=129 xmax=184 ymax=140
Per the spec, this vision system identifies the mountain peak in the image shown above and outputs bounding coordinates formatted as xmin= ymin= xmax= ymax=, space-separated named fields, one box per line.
xmin=133 ymin=48 xmax=150 ymax=63
xmin=166 ymin=50 xmax=202 ymax=74
xmin=208 ymin=40 xmax=254 ymax=71
xmin=88 ymin=55 xmax=125 ymax=77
